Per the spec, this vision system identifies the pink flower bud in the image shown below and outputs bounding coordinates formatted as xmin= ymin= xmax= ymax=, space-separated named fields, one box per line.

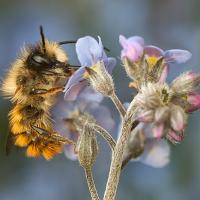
xmin=170 ymin=105 xmax=186 ymax=132
xmin=187 ymin=72 xmax=200 ymax=80
xmin=167 ymin=130 xmax=184 ymax=143
xmin=187 ymin=93 xmax=200 ymax=112
xmin=137 ymin=110 xmax=154 ymax=122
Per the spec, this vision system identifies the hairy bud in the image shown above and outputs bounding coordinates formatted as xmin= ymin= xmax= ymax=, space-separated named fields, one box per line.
xmin=84 ymin=61 xmax=115 ymax=96
xmin=77 ymin=123 xmax=99 ymax=169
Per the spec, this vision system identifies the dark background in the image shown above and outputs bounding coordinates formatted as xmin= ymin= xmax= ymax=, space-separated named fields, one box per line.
xmin=0 ymin=0 xmax=200 ymax=199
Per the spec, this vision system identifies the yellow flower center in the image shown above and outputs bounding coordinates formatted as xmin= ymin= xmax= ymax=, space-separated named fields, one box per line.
xmin=146 ymin=56 xmax=160 ymax=69
xmin=83 ymin=63 xmax=100 ymax=79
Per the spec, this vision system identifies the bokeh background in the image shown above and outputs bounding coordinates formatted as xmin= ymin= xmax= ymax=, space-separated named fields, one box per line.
xmin=0 ymin=0 xmax=200 ymax=199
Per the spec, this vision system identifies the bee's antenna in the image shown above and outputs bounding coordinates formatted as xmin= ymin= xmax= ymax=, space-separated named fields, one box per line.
xmin=103 ymin=47 xmax=110 ymax=52
xmin=59 ymin=40 xmax=110 ymax=52
xmin=58 ymin=40 xmax=77 ymax=45
xmin=39 ymin=26 xmax=46 ymax=53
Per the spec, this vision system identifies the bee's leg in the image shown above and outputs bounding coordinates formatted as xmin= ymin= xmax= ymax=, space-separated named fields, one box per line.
xmin=31 ymin=125 xmax=73 ymax=144
xmin=30 ymin=87 xmax=64 ymax=96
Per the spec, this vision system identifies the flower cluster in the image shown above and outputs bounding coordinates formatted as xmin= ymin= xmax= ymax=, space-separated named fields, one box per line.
xmin=119 ymin=35 xmax=192 ymax=88
xmin=53 ymin=35 xmax=200 ymax=169
xmin=134 ymin=72 xmax=200 ymax=143
xmin=119 ymin=35 xmax=199 ymax=167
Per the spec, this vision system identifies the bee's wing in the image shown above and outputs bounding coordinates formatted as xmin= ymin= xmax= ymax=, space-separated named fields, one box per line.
xmin=5 ymin=130 xmax=16 ymax=156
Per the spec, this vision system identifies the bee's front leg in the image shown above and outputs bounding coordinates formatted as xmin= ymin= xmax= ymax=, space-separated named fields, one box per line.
xmin=30 ymin=87 xmax=64 ymax=96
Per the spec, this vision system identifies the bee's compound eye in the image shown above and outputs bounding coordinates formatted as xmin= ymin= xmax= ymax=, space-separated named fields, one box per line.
xmin=32 ymin=55 xmax=48 ymax=64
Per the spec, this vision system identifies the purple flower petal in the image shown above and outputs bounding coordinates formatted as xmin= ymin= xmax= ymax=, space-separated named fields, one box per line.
xmin=138 ymin=139 xmax=170 ymax=168
xmin=64 ymin=66 xmax=86 ymax=92
xmin=164 ymin=49 xmax=192 ymax=64
xmin=105 ymin=57 xmax=117 ymax=74
xmin=75 ymin=36 xmax=105 ymax=67
xmin=64 ymin=145 xmax=77 ymax=160
xmin=128 ymin=36 xmax=144 ymax=46
xmin=78 ymin=87 xmax=104 ymax=103
xmin=145 ymin=45 xmax=164 ymax=57
xmin=84 ymin=102 xmax=115 ymax=132
xmin=119 ymin=35 xmax=144 ymax=62
xmin=97 ymin=36 xmax=107 ymax=60
xmin=119 ymin=35 xmax=144 ymax=47
xmin=64 ymin=36 xmax=116 ymax=101
xmin=64 ymin=81 xmax=88 ymax=101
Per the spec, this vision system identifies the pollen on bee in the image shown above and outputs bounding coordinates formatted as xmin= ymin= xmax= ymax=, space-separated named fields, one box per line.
xmin=10 ymin=123 xmax=28 ymax=135
xmin=15 ymin=134 xmax=31 ymax=147
xmin=26 ymin=144 xmax=41 ymax=158
xmin=42 ymin=143 xmax=63 ymax=160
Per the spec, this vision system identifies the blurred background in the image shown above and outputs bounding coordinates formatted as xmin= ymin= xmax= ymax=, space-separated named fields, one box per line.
xmin=0 ymin=0 xmax=200 ymax=199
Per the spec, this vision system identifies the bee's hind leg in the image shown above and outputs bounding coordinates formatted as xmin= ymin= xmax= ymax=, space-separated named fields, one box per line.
xmin=31 ymin=125 xmax=73 ymax=144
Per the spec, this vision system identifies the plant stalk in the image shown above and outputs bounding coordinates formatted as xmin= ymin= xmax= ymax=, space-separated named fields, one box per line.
xmin=84 ymin=167 xmax=100 ymax=200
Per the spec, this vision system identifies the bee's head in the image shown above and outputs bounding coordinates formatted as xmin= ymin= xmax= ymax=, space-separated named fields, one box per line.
xmin=26 ymin=26 xmax=75 ymax=75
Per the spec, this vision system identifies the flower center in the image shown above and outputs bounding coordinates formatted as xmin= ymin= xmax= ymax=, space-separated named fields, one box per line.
xmin=146 ymin=56 xmax=160 ymax=69
xmin=83 ymin=63 xmax=99 ymax=79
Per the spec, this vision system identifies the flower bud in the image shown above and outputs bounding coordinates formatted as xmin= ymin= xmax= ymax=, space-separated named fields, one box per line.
xmin=166 ymin=130 xmax=184 ymax=144
xmin=77 ymin=124 xmax=99 ymax=169
xmin=171 ymin=71 xmax=200 ymax=95
xmin=170 ymin=105 xmax=187 ymax=132
xmin=84 ymin=61 xmax=115 ymax=96
xmin=187 ymin=93 xmax=200 ymax=112
xmin=137 ymin=110 xmax=154 ymax=122
xmin=155 ymin=106 xmax=170 ymax=123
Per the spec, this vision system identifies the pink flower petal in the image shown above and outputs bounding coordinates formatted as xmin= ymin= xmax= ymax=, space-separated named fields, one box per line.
xmin=167 ymin=130 xmax=184 ymax=143
xmin=144 ymin=45 xmax=164 ymax=57
xmin=153 ymin=124 xmax=164 ymax=138
xmin=119 ymin=35 xmax=144 ymax=62
xmin=187 ymin=72 xmax=200 ymax=80
xmin=159 ymin=65 xmax=169 ymax=83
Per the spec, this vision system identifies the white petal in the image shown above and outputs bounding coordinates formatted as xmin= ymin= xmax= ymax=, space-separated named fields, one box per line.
xmin=138 ymin=139 xmax=170 ymax=168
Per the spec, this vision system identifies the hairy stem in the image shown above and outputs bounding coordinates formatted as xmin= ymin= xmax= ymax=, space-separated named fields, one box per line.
xmin=84 ymin=167 xmax=100 ymax=200
xmin=103 ymin=112 xmax=138 ymax=200
xmin=94 ymin=125 xmax=116 ymax=151
xmin=110 ymin=92 xmax=126 ymax=118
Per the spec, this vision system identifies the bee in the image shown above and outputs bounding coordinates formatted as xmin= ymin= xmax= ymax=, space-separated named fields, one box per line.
xmin=1 ymin=26 xmax=78 ymax=160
